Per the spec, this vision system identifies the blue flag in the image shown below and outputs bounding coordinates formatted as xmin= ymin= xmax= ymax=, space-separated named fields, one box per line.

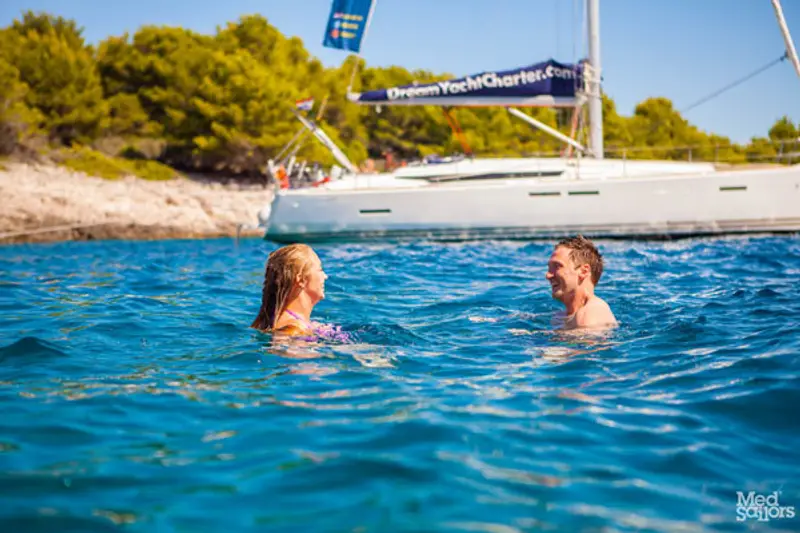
xmin=322 ymin=0 xmax=375 ymax=53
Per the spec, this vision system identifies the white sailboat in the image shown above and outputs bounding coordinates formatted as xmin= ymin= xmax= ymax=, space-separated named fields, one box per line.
xmin=260 ymin=0 xmax=800 ymax=244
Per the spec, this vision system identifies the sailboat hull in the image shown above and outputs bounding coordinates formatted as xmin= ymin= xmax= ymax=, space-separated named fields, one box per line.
xmin=263 ymin=165 xmax=800 ymax=243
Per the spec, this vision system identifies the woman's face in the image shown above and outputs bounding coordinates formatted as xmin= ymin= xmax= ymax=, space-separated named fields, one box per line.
xmin=301 ymin=253 xmax=328 ymax=303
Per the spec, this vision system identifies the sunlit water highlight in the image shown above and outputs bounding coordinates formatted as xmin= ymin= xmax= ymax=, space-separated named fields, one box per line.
xmin=1 ymin=236 xmax=798 ymax=532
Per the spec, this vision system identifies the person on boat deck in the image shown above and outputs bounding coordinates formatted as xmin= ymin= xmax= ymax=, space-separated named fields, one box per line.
xmin=546 ymin=235 xmax=618 ymax=330
xmin=251 ymin=243 xmax=329 ymax=337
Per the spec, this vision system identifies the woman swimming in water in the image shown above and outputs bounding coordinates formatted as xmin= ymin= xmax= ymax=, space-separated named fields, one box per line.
xmin=251 ymin=244 xmax=348 ymax=342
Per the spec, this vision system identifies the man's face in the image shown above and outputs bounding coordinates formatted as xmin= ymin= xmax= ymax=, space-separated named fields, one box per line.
xmin=546 ymin=246 xmax=585 ymax=302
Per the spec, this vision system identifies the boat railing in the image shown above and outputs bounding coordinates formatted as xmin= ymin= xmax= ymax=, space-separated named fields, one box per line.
xmin=275 ymin=138 xmax=798 ymax=189
xmin=510 ymin=139 xmax=799 ymax=178
xmin=344 ymin=139 xmax=799 ymax=173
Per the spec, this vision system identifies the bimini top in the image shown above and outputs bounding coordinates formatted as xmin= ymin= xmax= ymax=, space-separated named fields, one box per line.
xmin=348 ymin=59 xmax=586 ymax=108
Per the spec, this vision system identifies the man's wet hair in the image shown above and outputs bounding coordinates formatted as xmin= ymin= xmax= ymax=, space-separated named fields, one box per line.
xmin=556 ymin=235 xmax=604 ymax=285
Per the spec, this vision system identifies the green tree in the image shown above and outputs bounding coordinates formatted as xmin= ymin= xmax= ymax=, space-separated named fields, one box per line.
xmin=600 ymin=94 xmax=632 ymax=157
xmin=4 ymin=12 xmax=108 ymax=145
xmin=0 ymin=32 xmax=43 ymax=154
xmin=2 ymin=9 xmax=795 ymax=175
xmin=767 ymin=115 xmax=799 ymax=163
xmin=768 ymin=115 xmax=798 ymax=141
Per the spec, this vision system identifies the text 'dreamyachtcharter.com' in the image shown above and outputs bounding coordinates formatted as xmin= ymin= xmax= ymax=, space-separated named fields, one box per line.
xmin=386 ymin=64 xmax=579 ymax=100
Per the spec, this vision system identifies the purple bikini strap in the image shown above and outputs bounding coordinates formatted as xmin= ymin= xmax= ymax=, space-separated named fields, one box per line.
xmin=285 ymin=309 xmax=312 ymax=328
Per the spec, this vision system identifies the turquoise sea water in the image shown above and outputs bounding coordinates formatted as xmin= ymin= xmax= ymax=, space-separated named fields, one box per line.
xmin=1 ymin=236 xmax=798 ymax=532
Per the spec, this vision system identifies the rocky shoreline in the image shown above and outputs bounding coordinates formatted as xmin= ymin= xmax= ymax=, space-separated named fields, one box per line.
xmin=0 ymin=162 xmax=273 ymax=245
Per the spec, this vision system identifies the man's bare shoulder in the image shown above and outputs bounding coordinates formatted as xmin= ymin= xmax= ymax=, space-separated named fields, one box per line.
xmin=576 ymin=296 xmax=617 ymax=328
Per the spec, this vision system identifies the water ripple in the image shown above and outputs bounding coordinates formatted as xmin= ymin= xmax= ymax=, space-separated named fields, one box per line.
xmin=0 ymin=236 xmax=798 ymax=531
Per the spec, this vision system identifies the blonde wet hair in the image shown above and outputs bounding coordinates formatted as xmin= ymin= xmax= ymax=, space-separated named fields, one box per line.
xmin=251 ymin=244 xmax=317 ymax=331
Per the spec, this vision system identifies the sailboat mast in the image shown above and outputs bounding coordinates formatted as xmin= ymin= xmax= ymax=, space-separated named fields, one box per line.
xmin=587 ymin=0 xmax=604 ymax=159
xmin=771 ymin=0 xmax=800 ymax=81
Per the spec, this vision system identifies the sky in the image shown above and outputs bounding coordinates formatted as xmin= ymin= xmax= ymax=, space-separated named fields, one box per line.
xmin=2 ymin=0 xmax=799 ymax=143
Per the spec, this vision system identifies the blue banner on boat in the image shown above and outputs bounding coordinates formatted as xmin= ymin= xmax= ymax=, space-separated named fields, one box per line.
xmin=350 ymin=59 xmax=584 ymax=107
xmin=322 ymin=0 xmax=375 ymax=53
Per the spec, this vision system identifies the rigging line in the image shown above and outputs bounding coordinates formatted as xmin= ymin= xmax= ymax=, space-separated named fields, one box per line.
xmin=571 ymin=0 xmax=577 ymax=63
xmin=680 ymin=53 xmax=788 ymax=115
xmin=555 ymin=0 xmax=561 ymax=62
xmin=571 ymin=0 xmax=578 ymax=96
xmin=346 ymin=57 xmax=361 ymax=95
xmin=582 ymin=0 xmax=588 ymax=61
xmin=634 ymin=53 xmax=789 ymax=143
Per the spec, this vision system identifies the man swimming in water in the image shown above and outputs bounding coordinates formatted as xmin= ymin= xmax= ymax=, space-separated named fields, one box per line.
xmin=546 ymin=235 xmax=617 ymax=330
